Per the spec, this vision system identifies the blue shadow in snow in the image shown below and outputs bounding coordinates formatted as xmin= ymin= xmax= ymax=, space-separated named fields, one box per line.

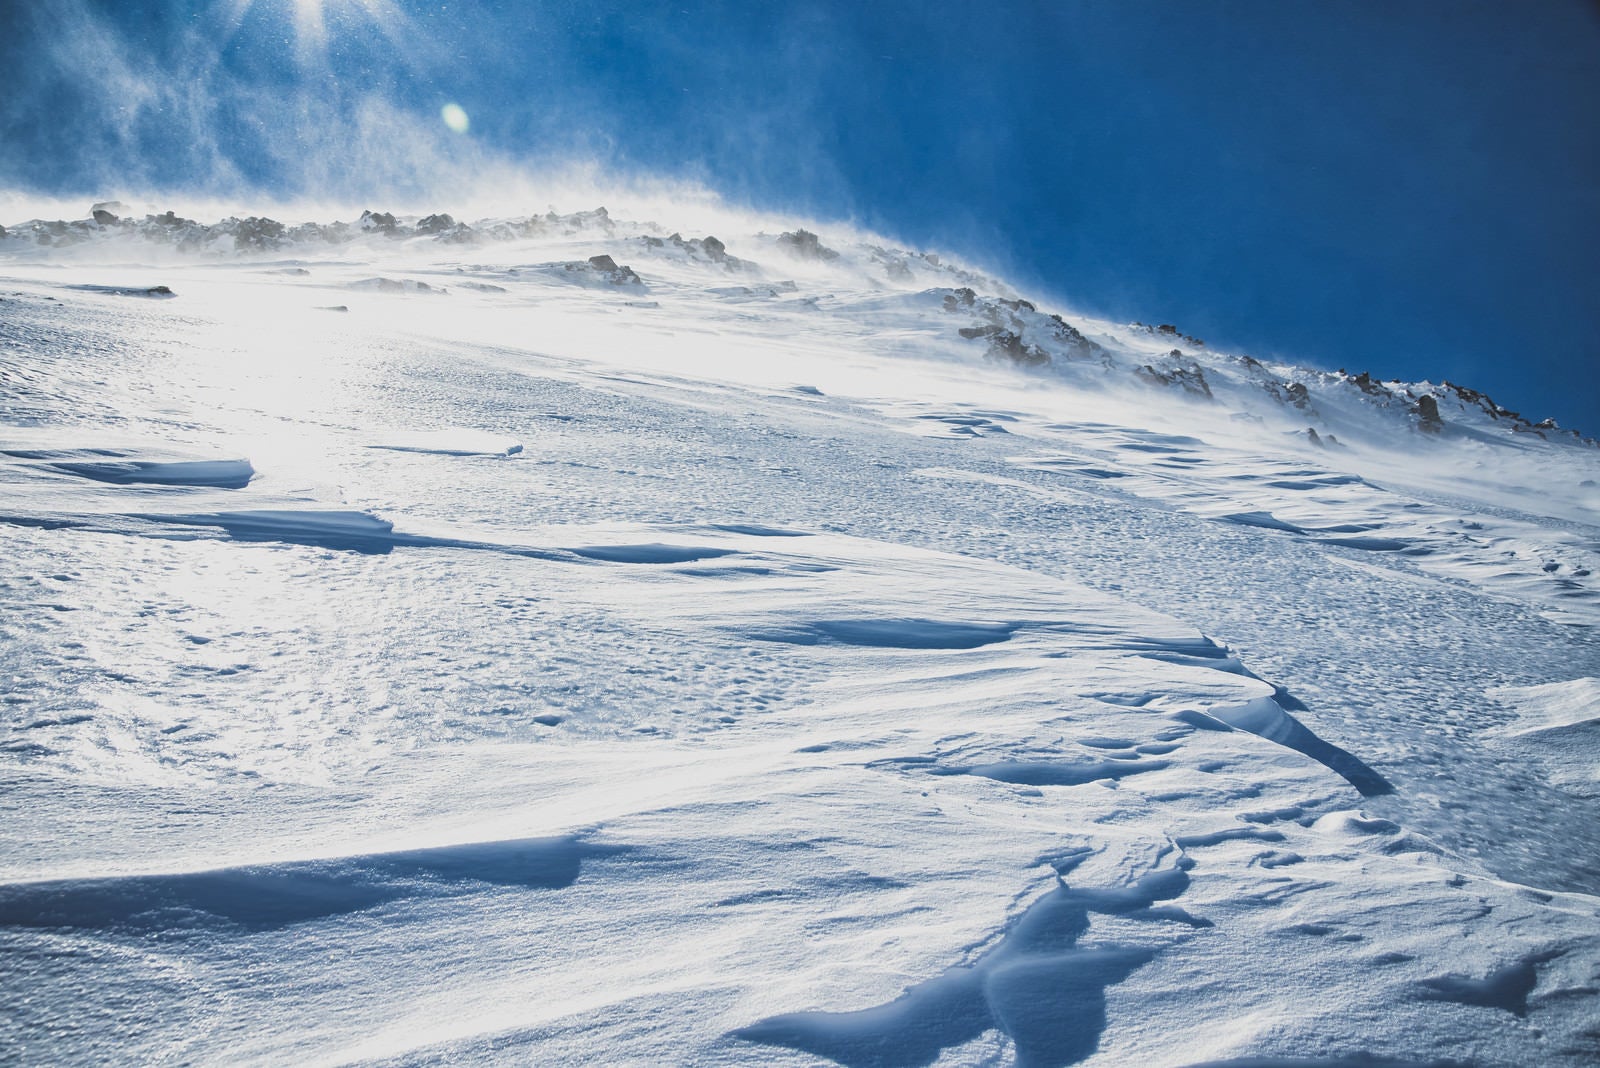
xmin=570 ymin=543 xmax=739 ymax=564
xmin=735 ymin=858 xmax=1203 ymax=1067
xmin=936 ymin=760 xmax=1170 ymax=787
xmin=0 ymin=835 xmax=623 ymax=932
xmin=49 ymin=459 xmax=256 ymax=489
xmin=756 ymin=619 xmax=1019 ymax=650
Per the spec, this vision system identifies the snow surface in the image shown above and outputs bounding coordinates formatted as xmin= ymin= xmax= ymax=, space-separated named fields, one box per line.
xmin=1 ymin=204 xmax=1598 ymax=1065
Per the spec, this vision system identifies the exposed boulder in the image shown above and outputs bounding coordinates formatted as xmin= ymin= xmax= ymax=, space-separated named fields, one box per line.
xmin=91 ymin=209 xmax=119 ymax=226
xmin=1135 ymin=354 xmax=1213 ymax=399
xmin=777 ymin=229 xmax=839 ymax=261
xmin=1134 ymin=321 xmax=1205 ymax=348
xmin=578 ymin=254 xmax=642 ymax=286
xmin=1043 ymin=313 xmax=1104 ymax=362
xmin=1439 ymin=380 xmax=1533 ymax=428
xmin=129 ymin=210 xmax=213 ymax=251
xmin=650 ymin=232 xmax=739 ymax=267
xmin=287 ymin=221 xmax=349 ymax=244
xmin=941 ymin=287 xmax=977 ymax=312
xmin=989 ymin=329 xmax=1049 ymax=367
xmin=1351 ymin=371 xmax=1393 ymax=398
xmin=228 ymin=216 xmax=286 ymax=250
xmin=868 ymin=245 xmax=917 ymax=283
xmin=548 ymin=206 xmax=614 ymax=234
xmin=1412 ymin=393 xmax=1443 ymax=434
xmin=149 ymin=210 xmax=195 ymax=229
xmin=943 ymin=287 xmax=1106 ymax=368
xmin=1237 ymin=354 xmax=1317 ymax=416
xmin=359 ymin=210 xmax=400 ymax=235
xmin=415 ymin=213 xmax=456 ymax=235
xmin=352 ymin=277 xmax=447 ymax=295
xmin=958 ymin=324 xmax=1049 ymax=367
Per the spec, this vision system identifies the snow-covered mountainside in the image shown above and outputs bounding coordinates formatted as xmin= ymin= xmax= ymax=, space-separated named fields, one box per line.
xmin=1 ymin=202 xmax=1597 ymax=1066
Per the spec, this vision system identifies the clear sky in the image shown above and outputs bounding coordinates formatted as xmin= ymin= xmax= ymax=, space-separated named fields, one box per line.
xmin=3 ymin=0 xmax=1597 ymax=431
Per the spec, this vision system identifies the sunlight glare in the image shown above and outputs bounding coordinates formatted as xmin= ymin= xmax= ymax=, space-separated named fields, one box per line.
xmin=291 ymin=0 xmax=328 ymax=65
xmin=216 ymin=0 xmax=415 ymax=68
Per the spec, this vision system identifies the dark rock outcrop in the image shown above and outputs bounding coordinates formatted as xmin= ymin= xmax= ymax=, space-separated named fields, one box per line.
xmin=942 ymin=287 xmax=977 ymax=312
xmin=1351 ymin=371 xmax=1394 ymax=398
xmin=1442 ymin=380 xmax=1521 ymax=422
xmin=1135 ymin=355 xmax=1213 ymax=399
xmin=229 ymin=216 xmax=285 ymax=250
xmin=580 ymin=254 xmax=642 ymax=286
xmin=150 ymin=210 xmax=195 ymax=229
xmin=777 ymin=229 xmax=838 ymax=261
xmin=549 ymin=206 xmax=614 ymax=234
xmin=1043 ymin=313 xmax=1104 ymax=362
xmin=359 ymin=210 xmax=400 ymax=236
xmin=955 ymin=322 xmax=1046 ymax=366
xmin=1413 ymin=394 xmax=1443 ymax=433
xmin=942 ymin=288 xmax=1106 ymax=368
xmin=1133 ymin=321 xmax=1206 ymax=348
xmin=985 ymin=329 xmax=1049 ymax=367
xmin=643 ymin=232 xmax=740 ymax=267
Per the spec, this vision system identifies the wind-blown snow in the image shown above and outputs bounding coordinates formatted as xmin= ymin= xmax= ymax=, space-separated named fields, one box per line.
xmin=1 ymin=202 xmax=1598 ymax=1066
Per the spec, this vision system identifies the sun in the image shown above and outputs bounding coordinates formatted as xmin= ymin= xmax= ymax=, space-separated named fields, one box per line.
xmin=218 ymin=0 xmax=412 ymax=68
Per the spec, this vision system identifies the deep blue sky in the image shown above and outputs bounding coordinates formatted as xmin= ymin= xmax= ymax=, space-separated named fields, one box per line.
xmin=3 ymin=0 xmax=1597 ymax=431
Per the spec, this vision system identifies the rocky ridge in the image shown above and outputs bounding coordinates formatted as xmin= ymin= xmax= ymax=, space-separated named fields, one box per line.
xmin=3 ymin=202 xmax=1588 ymax=446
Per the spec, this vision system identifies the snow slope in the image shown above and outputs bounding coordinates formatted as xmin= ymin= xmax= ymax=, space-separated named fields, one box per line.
xmin=1 ymin=204 xmax=1598 ymax=1066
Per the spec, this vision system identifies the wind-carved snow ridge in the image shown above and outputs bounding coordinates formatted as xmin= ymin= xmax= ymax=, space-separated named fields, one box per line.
xmin=0 ymin=835 xmax=623 ymax=931
xmin=1487 ymin=679 xmax=1600 ymax=799
xmin=1007 ymin=426 xmax=1600 ymax=627
xmin=736 ymin=845 xmax=1196 ymax=1066
xmin=1 ymin=448 xmax=255 ymax=489
xmin=1 ymin=200 xmax=1598 ymax=1065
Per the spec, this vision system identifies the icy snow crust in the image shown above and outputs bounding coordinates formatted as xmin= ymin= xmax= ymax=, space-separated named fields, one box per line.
xmin=2 ymin=205 xmax=1599 ymax=1065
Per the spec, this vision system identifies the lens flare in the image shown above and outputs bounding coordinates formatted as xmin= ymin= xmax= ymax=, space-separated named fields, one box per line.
xmin=441 ymin=103 xmax=470 ymax=134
